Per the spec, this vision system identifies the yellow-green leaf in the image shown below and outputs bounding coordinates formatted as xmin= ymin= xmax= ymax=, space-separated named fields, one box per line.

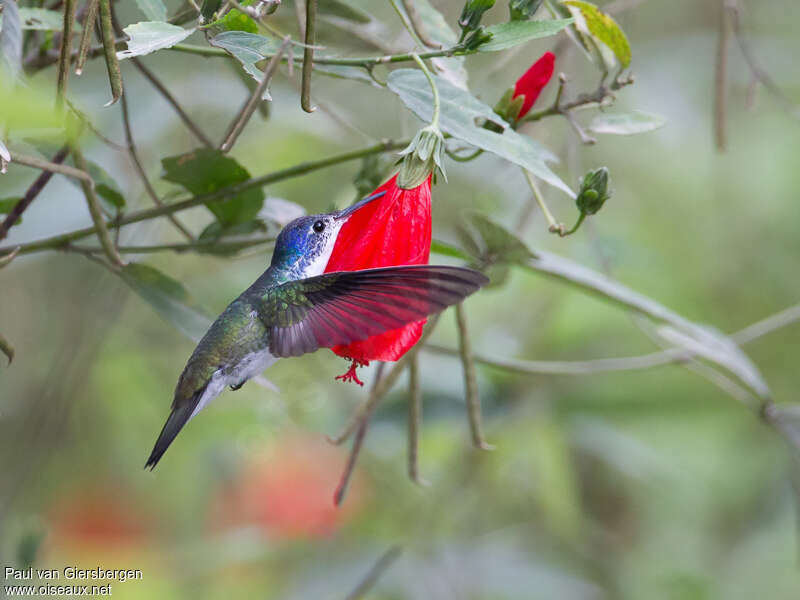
xmin=563 ymin=0 xmax=631 ymax=68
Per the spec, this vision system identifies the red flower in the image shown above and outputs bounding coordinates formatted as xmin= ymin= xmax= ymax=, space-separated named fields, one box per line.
xmin=513 ymin=51 xmax=555 ymax=119
xmin=324 ymin=174 xmax=432 ymax=384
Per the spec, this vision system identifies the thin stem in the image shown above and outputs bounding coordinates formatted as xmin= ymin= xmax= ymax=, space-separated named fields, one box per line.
xmin=714 ymin=0 xmax=731 ymax=152
xmin=329 ymin=316 xmax=440 ymax=446
xmin=0 ymin=246 xmax=20 ymax=269
xmin=120 ymin=88 xmax=195 ymax=241
xmin=300 ymin=0 xmax=317 ymax=113
xmin=456 ymin=303 xmax=491 ymax=450
xmin=130 ymin=58 xmax=214 ymax=148
xmin=98 ymin=0 xmax=123 ymax=106
xmin=0 ymin=139 xmax=409 ymax=257
xmin=343 ymin=546 xmax=403 ymax=600
xmin=56 ymin=0 xmax=77 ymax=108
xmin=75 ymin=0 xmax=99 ymax=75
xmin=400 ymin=0 xmax=441 ymax=49
xmin=0 ymin=146 xmax=70 ymax=242
xmin=407 ymin=355 xmax=426 ymax=485
xmin=732 ymin=303 xmax=800 ymax=345
xmin=411 ymin=53 xmax=440 ymax=128
xmin=8 ymin=151 xmax=93 ymax=185
xmin=220 ymin=37 xmax=289 ymax=153
xmin=522 ymin=168 xmax=564 ymax=235
xmin=69 ymin=235 xmax=275 ymax=255
xmin=71 ymin=149 xmax=124 ymax=268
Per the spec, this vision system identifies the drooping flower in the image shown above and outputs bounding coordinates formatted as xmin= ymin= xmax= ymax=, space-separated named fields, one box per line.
xmin=324 ymin=174 xmax=432 ymax=385
xmin=512 ymin=51 xmax=555 ymax=120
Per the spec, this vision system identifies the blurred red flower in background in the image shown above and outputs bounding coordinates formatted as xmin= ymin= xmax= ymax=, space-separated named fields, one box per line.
xmin=513 ymin=51 xmax=555 ymax=119
xmin=208 ymin=434 xmax=366 ymax=538
xmin=323 ymin=174 xmax=432 ymax=385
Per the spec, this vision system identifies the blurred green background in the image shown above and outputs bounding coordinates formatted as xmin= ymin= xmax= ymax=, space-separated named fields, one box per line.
xmin=2 ymin=1 xmax=800 ymax=598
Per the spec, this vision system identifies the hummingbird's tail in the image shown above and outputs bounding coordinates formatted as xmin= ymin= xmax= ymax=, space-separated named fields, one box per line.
xmin=145 ymin=386 xmax=205 ymax=470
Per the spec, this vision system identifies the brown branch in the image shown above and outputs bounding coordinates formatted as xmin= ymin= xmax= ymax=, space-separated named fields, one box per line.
xmin=8 ymin=151 xmax=93 ymax=185
xmin=301 ymin=0 xmax=317 ymax=113
xmin=119 ymin=87 xmax=195 ymax=241
xmin=220 ymin=37 xmax=289 ymax=153
xmin=0 ymin=146 xmax=70 ymax=242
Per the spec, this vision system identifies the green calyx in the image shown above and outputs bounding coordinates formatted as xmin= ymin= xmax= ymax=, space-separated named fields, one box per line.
xmin=459 ymin=0 xmax=496 ymax=37
xmin=493 ymin=88 xmax=526 ymax=124
xmin=509 ymin=0 xmax=544 ymax=21
xmin=397 ymin=125 xmax=447 ymax=189
xmin=576 ymin=167 xmax=611 ymax=215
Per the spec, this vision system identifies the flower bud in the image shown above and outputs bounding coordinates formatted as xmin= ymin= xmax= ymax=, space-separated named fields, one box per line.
xmin=397 ymin=125 xmax=446 ymax=189
xmin=509 ymin=0 xmax=543 ymax=21
xmin=493 ymin=87 xmax=526 ymax=124
xmin=575 ymin=167 xmax=611 ymax=215
xmin=459 ymin=0 xmax=496 ymax=36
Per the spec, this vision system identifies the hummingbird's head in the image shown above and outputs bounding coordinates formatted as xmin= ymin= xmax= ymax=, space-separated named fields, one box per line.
xmin=270 ymin=191 xmax=385 ymax=278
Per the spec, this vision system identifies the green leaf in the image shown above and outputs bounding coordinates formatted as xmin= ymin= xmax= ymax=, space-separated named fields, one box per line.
xmin=387 ymin=69 xmax=573 ymax=196
xmin=588 ymin=111 xmax=666 ymax=135
xmin=16 ymin=7 xmax=69 ymax=30
xmin=119 ymin=263 xmax=212 ymax=342
xmin=0 ymin=330 xmax=14 ymax=365
xmin=0 ymin=0 xmax=22 ymax=79
xmin=207 ymin=0 xmax=258 ymax=33
xmin=161 ymin=148 xmax=265 ymax=226
xmin=478 ymin=18 xmax=574 ymax=52
xmin=210 ymin=31 xmax=282 ymax=99
xmin=459 ymin=212 xmax=536 ymax=267
xmin=135 ymin=0 xmax=168 ymax=22
xmin=117 ymin=21 xmax=195 ymax=60
xmin=563 ymin=1 xmax=631 ymax=69
xmin=0 ymin=197 xmax=22 ymax=226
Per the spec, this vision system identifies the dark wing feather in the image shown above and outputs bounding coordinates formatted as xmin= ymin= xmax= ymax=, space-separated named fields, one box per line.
xmin=260 ymin=265 xmax=488 ymax=358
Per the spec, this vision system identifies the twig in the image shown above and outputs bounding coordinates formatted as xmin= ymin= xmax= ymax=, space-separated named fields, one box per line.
xmin=56 ymin=0 xmax=77 ymax=108
xmin=329 ymin=316 xmax=440 ymax=446
xmin=8 ymin=151 xmax=93 ymax=185
xmin=399 ymin=0 xmax=441 ymax=49
xmin=714 ymin=0 xmax=731 ymax=152
xmin=732 ymin=303 xmax=800 ymax=345
xmin=0 ymin=247 xmax=20 ymax=269
xmin=0 ymin=146 xmax=70 ymax=242
xmin=300 ymin=0 xmax=317 ymax=113
xmin=522 ymin=168 xmax=564 ymax=235
xmin=98 ymin=0 xmax=122 ymax=105
xmin=343 ymin=546 xmax=403 ymax=600
xmin=333 ymin=364 xmax=385 ymax=506
xmin=0 ymin=139 xmax=410 ymax=257
xmin=407 ymin=355 xmax=426 ymax=484
xmin=75 ymin=0 xmax=99 ymax=75
xmin=456 ymin=303 xmax=492 ymax=450
xmin=727 ymin=0 xmax=800 ymax=118
xmin=120 ymin=87 xmax=195 ymax=241
xmin=71 ymin=149 xmax=124 ymax=268
xmin=220 ymin=37 xmax=289 ymax=153
xmin=130 ymin=58 xmax=214 ymax=148
xmin=72 ymin=235 xmax=275 ymax=255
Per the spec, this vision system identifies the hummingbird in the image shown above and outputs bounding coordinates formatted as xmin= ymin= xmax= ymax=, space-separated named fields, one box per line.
xmin=145 ymin=191 xmax=488 ymax=469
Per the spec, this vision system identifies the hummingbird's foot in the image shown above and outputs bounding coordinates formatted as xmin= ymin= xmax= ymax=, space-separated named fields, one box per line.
xmin=335 ymin=358 xmax=369 ymax=386
xmin=230 ymin=381 xmax=246 ymax=391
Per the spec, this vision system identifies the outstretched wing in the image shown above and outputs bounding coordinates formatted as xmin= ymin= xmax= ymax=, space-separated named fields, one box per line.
xmin=260 ymin=265 xmax=488 ymax=358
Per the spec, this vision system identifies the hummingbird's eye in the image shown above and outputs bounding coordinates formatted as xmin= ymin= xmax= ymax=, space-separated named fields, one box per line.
xmin=312 ymin=220 xmax=325 ymax=233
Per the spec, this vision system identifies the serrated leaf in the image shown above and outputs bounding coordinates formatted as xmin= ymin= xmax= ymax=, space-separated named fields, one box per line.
xmin=589 ymin=111 xmax=665 ymax=135
xmin=0 ymin=0 xmax=23 ymax=79
xmin=0 ymin=330 xmax=14 ymax=365
xmin=161 ymin=149 xmax=264 ymax=226
xmin=479 ymin=18 xmax=574 ymax=52
xmin=135 ymin=0 xmax=168 ymax=22
xmin=387 ymin=69 xmax=573 ymax=196
xmin=119 ymin=263 xmax=212 ymax=342
xmin=0 ymin=197 xmax=22 ymax=225
xmin=117 ymin=21 xmax=195 ymax=59
xmin=563 ymin=1 xmax=631 ymax=69
xmin=210 ymin=31 xmax=282 ymax=99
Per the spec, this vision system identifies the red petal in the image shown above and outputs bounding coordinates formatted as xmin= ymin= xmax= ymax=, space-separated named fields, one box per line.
xmin=513 ymin=51 xmax=555 ymax=118
xmin=324 ymin=175 xmax=432 ymax=362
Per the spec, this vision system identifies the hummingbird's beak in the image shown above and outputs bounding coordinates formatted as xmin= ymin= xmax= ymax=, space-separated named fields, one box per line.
xmin=335 ymin=190 xmax=386 ymax=221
